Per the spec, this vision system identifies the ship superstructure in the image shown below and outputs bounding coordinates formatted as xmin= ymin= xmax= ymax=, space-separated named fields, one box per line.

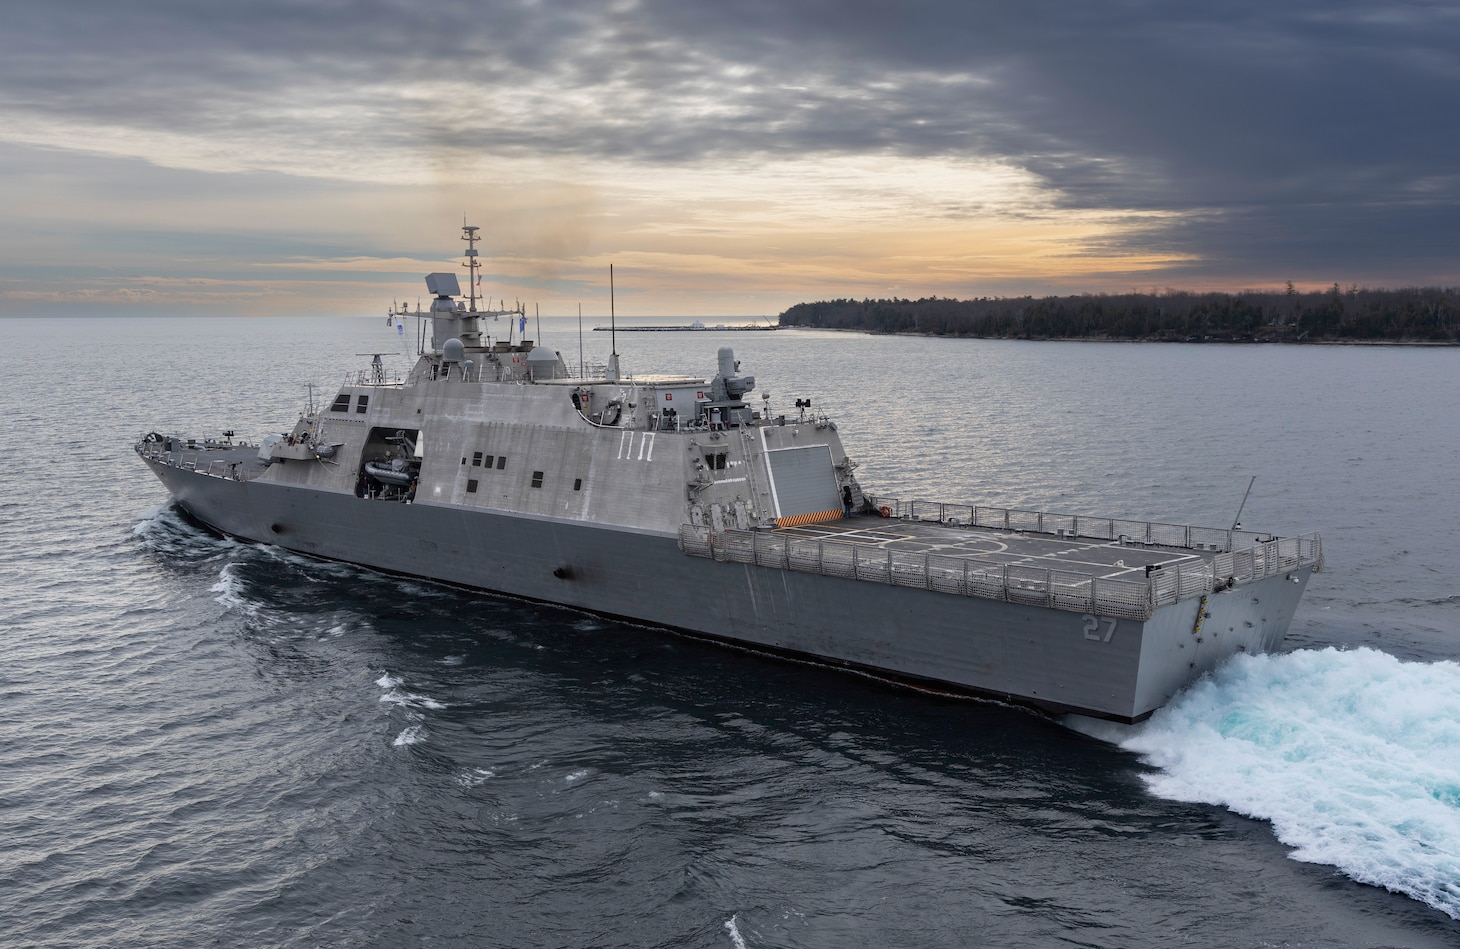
xmin=136 ymin=225 xmax=1322 ymax=722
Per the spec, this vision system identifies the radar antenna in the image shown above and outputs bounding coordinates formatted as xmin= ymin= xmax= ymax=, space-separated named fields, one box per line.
xmin=354 ymin=353 xmax=398 ymax=386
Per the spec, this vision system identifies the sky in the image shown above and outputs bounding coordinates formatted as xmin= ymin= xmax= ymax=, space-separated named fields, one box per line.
xmin=2 ymin=0 xmax=1458 ymax=317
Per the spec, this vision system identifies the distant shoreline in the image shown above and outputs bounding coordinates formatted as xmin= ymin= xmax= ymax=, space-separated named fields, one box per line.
xmin=779 ymin=326 xmax=1460 ymax=346
xmin=777 ymin=288 xmax=1460 ymax=345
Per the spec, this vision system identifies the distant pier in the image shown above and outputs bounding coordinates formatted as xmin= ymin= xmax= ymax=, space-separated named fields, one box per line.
xmin=593 ymin=322 xmax=778 ymax=332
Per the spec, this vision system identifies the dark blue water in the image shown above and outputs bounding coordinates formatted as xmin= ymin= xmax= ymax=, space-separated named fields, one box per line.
xmin=3 ymin=317 xmax=1457 ymax=947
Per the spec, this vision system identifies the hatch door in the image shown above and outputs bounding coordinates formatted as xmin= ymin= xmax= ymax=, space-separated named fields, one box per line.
xmin=765 ymin=445 xmax=843 ymax=527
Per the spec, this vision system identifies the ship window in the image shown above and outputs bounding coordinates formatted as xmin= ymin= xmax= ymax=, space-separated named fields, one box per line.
xmin=484 ymin=454 xmax=495 ymax=469
xmin=330 ymin=394 xmax=351 ymax=412
xmin=461 ymin=457 xmax=466 ymax=466
xmin=355 ymin=395 xmax=369 ymax=414
xmin=466 ymin=479 xmax=478 ymax=493
xmin=496 ymin=456 xmax=506 ymax=470
xmin=472 ymin=451 xmax=483 ymax=467
xmin=531 ymin=471 xmax=544 ymax=488
xmin=573 ymin=478 xmax=582 ymax=491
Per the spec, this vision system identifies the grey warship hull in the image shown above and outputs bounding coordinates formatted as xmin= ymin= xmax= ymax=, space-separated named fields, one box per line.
xmin=135 ymin=231 xmax=1321 ymax=723
xmin=140 ymin=438 xmax=1314 ymax=723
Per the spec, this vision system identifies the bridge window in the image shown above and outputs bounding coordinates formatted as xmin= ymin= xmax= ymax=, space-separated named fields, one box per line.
xmin=573 ymin=478 xmax=582 ymax=491
xmin=472 ymin=451 xmax=483 ymax=467
xmin=355 ymin=395 xmax=369 ymax=414
xmin=531 ymin=471 xmax=544 ymax=488
xmin=496 ymin=456 xmax=506 ymax=470
xmin=466 ymin=479 xmax=478 ymax=493
xmin=330 ymin=394 xmax=350 ymax=412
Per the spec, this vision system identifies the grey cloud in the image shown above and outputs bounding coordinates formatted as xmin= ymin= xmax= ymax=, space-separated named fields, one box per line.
xmin=4 ymin=0 xmax=1458 ymax=284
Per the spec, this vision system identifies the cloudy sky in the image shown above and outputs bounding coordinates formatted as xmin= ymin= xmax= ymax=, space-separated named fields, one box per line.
xmin=3 ymin=0 xmax=1457 ymax=316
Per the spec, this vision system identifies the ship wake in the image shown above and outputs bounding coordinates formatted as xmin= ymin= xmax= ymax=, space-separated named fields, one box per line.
xmin=1073 ymin=647 xmax=1460 ymax=919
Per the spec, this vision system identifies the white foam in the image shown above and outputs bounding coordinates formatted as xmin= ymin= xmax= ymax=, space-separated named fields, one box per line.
xmin=209 ymin=562 xmax=257 ymax=615
xmin=375 ymin=673 xmax=402 ymax=689
xmin=393 ymin=724 xmax=426 ymax=747
xmin=455 ymin=759 xmax=496 ymax=782
xmin=208 ymin=563 xmax=238 ymax=596
xmin=377 ymin=690 xmax=445 ymax=710
xmin=1108 ymin=647 xmax=1460 ymax=919
xmin=131 ymin=506 xmax=167 ymax=534
xmin=724 ymin=914 xmax=748 ymax=949
xmin=457 ymin=769 xmax=495 ymax=787
xmin=565 ymin=769 xmax=590 ymax=784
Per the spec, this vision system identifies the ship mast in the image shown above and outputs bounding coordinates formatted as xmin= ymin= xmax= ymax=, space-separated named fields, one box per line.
xmin=608 ymin=263 xmax=620 ymax=381
xmin=461 ymin=220 xmax=481 ymax=313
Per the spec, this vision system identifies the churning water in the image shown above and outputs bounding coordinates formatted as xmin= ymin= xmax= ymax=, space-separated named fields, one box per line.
xmin=2 ymin=315 xmax=1457 ymax=947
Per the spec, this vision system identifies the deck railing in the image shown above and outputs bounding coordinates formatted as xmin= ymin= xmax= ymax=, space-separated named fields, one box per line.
xmin=869 ymin=497 xmax=1292 ymax=554
xmin=678 ymin=513 xmax=1323 ymax=621
xmin=135 ymin=441 xmax=257 ymax=482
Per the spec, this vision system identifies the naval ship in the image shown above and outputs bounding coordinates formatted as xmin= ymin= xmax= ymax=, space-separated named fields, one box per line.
xmin=136 ymin=226 xmax=1323 ymax=723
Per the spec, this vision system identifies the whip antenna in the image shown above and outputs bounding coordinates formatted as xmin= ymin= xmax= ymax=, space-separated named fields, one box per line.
xmin=608 ymin=264 xmax=620 ymax=380
xmin=1231 ymin=475 xmax=1256 ymax=531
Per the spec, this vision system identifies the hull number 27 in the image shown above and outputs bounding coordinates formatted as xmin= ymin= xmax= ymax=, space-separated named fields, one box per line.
xmin=1082 ymin=615 xmax=1118 ymax=642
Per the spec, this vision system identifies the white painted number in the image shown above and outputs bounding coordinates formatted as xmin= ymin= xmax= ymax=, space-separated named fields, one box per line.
xmin=1082 ymin=615 xmax=1117 ymax=643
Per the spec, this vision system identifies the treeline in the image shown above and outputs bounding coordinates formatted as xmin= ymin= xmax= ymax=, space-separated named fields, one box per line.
xmin=778 ymin=285 xmax=1460 ymax=342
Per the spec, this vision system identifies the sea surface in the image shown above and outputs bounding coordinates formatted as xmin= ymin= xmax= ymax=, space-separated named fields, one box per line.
xmin=2 ymin=315 xmax=1458 ymax=948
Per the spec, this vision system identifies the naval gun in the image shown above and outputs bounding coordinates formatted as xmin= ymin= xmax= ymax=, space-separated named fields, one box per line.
xmin=704 ymin=347 xmax=757 ymax=427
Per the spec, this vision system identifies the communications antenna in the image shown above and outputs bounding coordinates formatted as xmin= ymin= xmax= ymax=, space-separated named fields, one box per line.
xmin=461 ymin=218 xmax=481 ymax=313
xmin=608 ymin=264 xmax=620 ymax=380
xmin=1231 ymin=475 xmax=1256 ymax=531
